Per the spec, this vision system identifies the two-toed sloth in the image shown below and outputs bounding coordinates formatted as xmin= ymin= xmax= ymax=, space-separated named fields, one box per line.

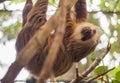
xmin=15 ymin=0 xmax=100 ymax=79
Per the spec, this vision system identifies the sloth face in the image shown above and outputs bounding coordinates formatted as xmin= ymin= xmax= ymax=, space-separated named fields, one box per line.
xmin=68 ymin=22 xmax=100 ymax=62
xmin=71 ymin=22 xmax=100 ymax=44
xmin=81 ymin=26 xmax=96 ymax=41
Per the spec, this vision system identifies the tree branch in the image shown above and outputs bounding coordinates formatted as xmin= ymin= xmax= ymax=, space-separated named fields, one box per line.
xmin=1 ymin=0 xmax=77 ymax=83
xmin=81 ymin=43 xmax=111 ymax=78
xmin=0 ymin=0 xmax=10 ymax=3
xmin=86 ymin=67 xmax=115 ymax=83
xmin=71 ymin=43 xmax=111 ymax=83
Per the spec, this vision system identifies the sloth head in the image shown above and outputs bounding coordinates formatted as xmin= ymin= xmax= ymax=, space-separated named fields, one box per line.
xmin=68 ymin=22 xmax=100 ymax=62
xmin=71 ymin=22 xmax=100 ymax=44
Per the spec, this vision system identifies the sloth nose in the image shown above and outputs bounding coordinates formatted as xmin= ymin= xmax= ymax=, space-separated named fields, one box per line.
xmin=81 ymin=27 xmax=93 ymax=35
xmin=85 ymin=29 xmax=92 ymax=35
xmin=81 ymin=27 xmax=94 ymax=41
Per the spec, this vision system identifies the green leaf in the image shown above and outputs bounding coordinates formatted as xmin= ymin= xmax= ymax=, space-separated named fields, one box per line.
xmin=99 ymin=0 xmax=106 ymax=9
xmin=91 ymin=48 xmax=105 ymax=62
xmin=112 ymin=80 xmax=120 ymax=83
xmin=94 ymin=66 xmax=108 ymax=75
xmin=49 ymin=0 xmax=55 ymax=5
xmin=107 ymin=6 xmax=113 ymax=11
xmin=10 ymin=0 xmax=25 ymax=3
xmin=3 ymin=21 xmax=21 ymax=40
xmin=115 ymin=71 xmax=120 ymax=81
xmin=108 ymin=66 xmax=120 ymax=77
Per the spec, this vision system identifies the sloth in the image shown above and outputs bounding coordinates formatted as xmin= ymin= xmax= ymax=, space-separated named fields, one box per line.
xmin=15 ymin=0 xmax=100 ymax=79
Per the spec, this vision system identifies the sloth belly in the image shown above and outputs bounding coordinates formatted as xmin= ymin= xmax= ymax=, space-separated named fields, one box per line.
xmin=26 ymin=50 xmax=73 ymax=79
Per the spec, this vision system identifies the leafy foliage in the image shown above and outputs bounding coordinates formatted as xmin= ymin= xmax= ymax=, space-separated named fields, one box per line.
xmin=94 ymin=66 xmax=108 ymax=75
xmin=49 ymin=0 xmax=55 ymax=5
xmin=2 ymin=21 xmax=21 ymax=40
xmin=10 ymin=0 xmax=26 ymax=3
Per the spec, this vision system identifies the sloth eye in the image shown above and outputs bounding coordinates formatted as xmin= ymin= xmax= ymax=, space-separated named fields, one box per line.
xmin=93 ymin=29 xmax=96 ymax=34
xmin=81 ymin=27 xmax=91 ymax=35
xmin=81 ymin=27 xmax=94 ymax=41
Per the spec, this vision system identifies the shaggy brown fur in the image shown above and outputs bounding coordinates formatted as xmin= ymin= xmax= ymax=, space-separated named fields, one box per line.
xmin=15 ymin=0 xmax=100 ymax=79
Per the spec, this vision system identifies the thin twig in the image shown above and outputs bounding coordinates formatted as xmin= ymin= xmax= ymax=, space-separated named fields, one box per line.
xmin=14 ymin=80 xmax=26 ymax=82
xmin=75 ymin=63 xmax=79 ymax=79
xmin=86 ymin=67 xmax=115 ymax=83
xmin=80 ymin=43 xmax=111 ymax=78
xmin=0 ymin=80 xmax=26 ymax=82
xmin=70 ymin=43 xmax=111 ymax=83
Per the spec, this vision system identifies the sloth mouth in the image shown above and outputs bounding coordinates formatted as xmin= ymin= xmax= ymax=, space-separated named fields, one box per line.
xmin=81 ymin=27 xmax=95 ymax=41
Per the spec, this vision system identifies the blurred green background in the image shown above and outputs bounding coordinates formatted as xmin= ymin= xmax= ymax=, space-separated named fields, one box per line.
xmin=0 ymin=0 xmax=120 ymax=83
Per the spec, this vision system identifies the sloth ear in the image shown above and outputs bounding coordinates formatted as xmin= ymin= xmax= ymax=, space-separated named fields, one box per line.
xmin=70 ymin=0 xmax=87 ymax=23
xmin=22 ymin=0 xmax=33 ymax=27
